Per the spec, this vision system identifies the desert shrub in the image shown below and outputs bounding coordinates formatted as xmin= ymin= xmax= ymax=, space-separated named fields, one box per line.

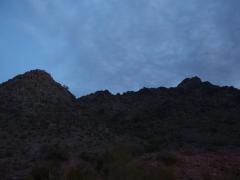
xmin=95 ymin=143 xmax=175 ymax=180
xmin=40 ymin=144 xmax=69 ymax=162
xmin=28 ymin=143 xmax=176 ymax=180
xmin=95 ymin=143 xmax=143 ymax=175
xmin=96 ymin=143 xmax=142 ymax=174
xmin=218 ymin=173 xmax=240 ymax=180
xmin=68 ymin=164 xmax=174 ymax=180
xmin=27 ymin=163 xmax=98 ymax=180
xmin=203 ymin=168 xmax=240 ymax=180
xmin=156 ymin=152 xmax=179 ymax=166
xmin=102 ymin=144 xmax=138 ymax=163
xmin=62 ymin=165 xmax=98 ymax=180
xmin=27 ymin=161 xmax=61 ymax=180
xmin=108 ymin=163 xmax=176 ymax=180
xmin=144 ymin=137 xmax=166 ymax=153
xmin=62 ymin=85 xmax=69 ymax=90
xmin=79 ymin=152 xmax=97 ymax=163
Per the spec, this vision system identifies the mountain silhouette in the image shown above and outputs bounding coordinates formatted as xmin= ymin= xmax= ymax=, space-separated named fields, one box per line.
xmin=0 ymin=70 xmax=239 ymax=179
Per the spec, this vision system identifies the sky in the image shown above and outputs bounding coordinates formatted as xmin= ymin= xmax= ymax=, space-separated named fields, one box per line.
xmin=1 ymin=0 xmax=240 ymax=96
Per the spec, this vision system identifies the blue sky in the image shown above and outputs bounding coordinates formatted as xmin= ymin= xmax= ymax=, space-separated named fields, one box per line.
xmin=1 ymin=0 xmax=240 ymax=96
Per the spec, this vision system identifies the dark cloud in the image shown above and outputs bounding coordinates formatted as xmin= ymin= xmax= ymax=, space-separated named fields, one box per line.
xmin=2 ymin=0 xmax=240 ymax=95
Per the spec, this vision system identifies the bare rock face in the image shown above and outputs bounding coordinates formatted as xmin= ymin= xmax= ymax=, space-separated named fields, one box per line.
xmin=177 ymin=76 xmax=203 ymax=88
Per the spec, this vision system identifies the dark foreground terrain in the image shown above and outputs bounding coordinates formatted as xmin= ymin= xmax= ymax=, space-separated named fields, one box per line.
xmin=0 ymin=70 xmax=239 ymax=180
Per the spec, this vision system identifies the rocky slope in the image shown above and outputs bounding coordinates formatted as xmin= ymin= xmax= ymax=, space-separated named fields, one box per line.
xmin=0 ymin=70 xmax=239 ymax=179
xmin=0 ymin=70 xmax=112 ymax=179
xmin=79 ymin=76 xmax=240 ymax=149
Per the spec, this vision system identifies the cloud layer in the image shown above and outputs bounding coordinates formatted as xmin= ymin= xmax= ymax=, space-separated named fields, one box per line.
xmin=1 ymin=0 xmax=240 ymax=96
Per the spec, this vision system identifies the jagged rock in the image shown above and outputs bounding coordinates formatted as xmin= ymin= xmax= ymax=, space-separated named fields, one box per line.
xmin=177 ymin=76 xmax=202 ymax=88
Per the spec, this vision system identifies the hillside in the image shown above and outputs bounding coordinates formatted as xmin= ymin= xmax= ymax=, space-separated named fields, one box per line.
xmin=0 ymin=70 xmax=239 ymax=180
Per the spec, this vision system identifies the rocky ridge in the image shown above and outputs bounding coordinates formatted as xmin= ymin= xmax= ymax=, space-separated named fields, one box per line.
xmin=0 ymin=70 xmax=239 ymax=179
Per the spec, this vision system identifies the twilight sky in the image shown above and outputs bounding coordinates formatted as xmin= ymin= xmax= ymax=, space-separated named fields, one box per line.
xmin=1 ymin=0 xmax=240 ymax=96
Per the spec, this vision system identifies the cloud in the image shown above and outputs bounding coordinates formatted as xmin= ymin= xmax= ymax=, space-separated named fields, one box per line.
xmin=3 ymin=0 xmax=240 ymax=95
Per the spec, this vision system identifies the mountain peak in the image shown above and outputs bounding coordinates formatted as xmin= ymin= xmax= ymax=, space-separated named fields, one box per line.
xmin=0 ymin=69 xmax=76 ymax=102
xmin=177 ymin=76 xmax=202 ymax=88
xmin=15 ymin=69 xmax=53 ymax=81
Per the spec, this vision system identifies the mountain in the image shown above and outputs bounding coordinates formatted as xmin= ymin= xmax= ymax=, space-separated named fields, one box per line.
xmin=78 ymin=76 xmax=240 ymax=147
xmin=0 ymin=70 xmax=239 ymax=180
xmin=0 ymin=70 xmax=79 ymax=138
